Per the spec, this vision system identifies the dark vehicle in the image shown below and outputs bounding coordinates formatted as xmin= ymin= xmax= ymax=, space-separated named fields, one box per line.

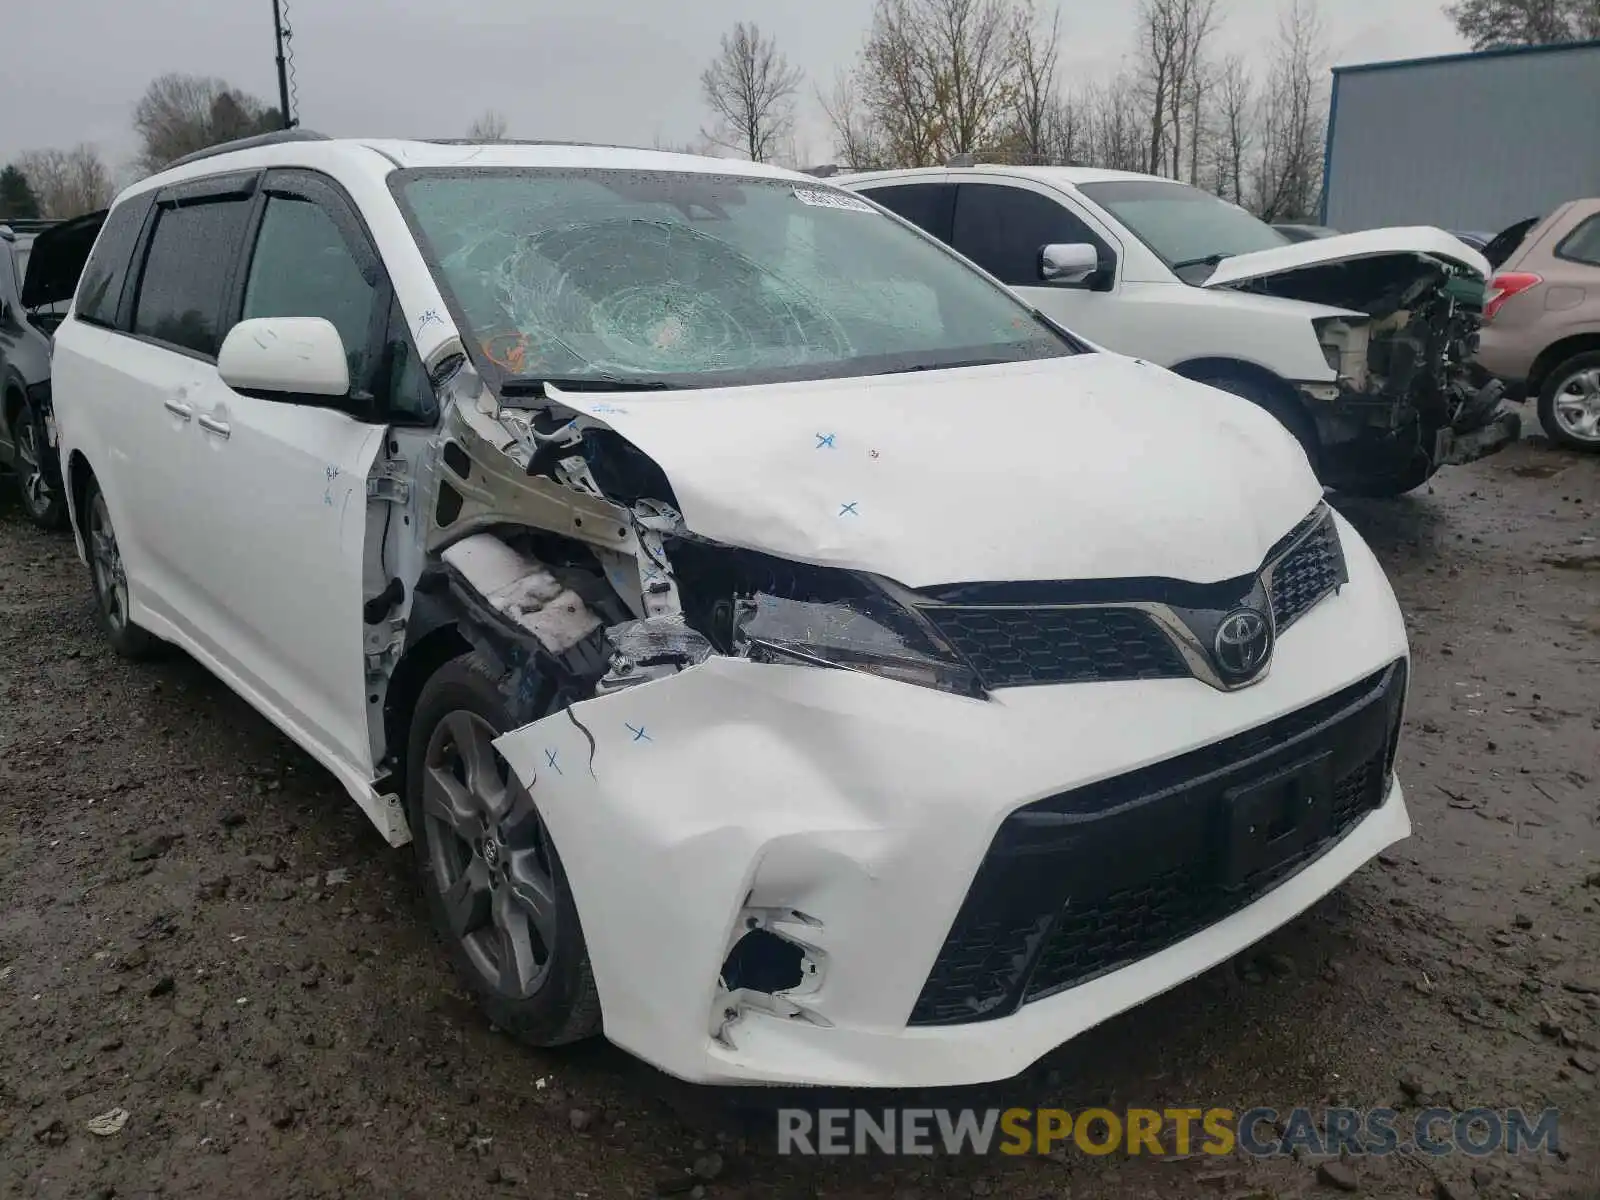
xmin=0 ymin=212 xmax=104 ymax=528
xmin=1449 ymin=231 xmax=1495 ymax=251
xmin=1273 ymin=223 xmax=1340 ymax=242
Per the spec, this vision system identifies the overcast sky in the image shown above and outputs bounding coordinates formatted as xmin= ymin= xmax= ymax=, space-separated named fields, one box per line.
xmin=1 ymin=0 xmax=1464 ymax=177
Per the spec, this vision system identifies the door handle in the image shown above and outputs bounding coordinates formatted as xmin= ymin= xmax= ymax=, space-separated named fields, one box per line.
xmin=163 ymin=399 xmax=193 ymax=421
xmin=197 ymin=415 xmax=231 ymax=439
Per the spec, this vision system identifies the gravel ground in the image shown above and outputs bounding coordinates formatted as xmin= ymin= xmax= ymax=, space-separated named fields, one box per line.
xmin=1 ymin=427 xmax=1597 ymax=1200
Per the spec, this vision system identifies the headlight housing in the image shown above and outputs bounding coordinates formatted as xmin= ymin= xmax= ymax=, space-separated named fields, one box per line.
xmin=667 ymin=539 xmax=985 ymax=698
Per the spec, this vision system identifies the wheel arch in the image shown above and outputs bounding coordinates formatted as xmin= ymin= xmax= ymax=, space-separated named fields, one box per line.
xmin=64 ymin=448 xmax=98 ymax=548
xmin=1169 ymin=356 xmax=1321 ymax=464
xmin=381 ymin=614 xmax=472 ymax=798
xmin=1529 ymin=333 xmax=1600 ymax=397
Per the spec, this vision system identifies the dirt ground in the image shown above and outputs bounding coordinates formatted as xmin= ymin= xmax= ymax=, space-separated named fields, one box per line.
xmin=1 ymin=424 xmax=1596 ymax=1200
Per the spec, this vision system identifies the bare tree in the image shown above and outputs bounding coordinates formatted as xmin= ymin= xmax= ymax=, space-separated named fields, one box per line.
xmin=853 ymin=0 xmax=1022 ymax=165
xmin=133 ymin=74 xmax=280 ymax=174
xmin=856 ymin=0 xmax=943 ymax=166
xmin=15 ymin=145 xmax=115 ymax=218
xmin=700 ymin=22 xmax=804 ymax=162
xmin=1251 ymin=0 xmax=1327 ymax=222
xmin=466 ymin=109 xmax=509 ymax=140
xmin=1208 ymin=55 xmax=1253 ymax=201
xmin=819 ymin=71 xmax=890 ymax=169
xmin=1004 ymin=2 xmax=1062 ymax=163
xmin=1444 ymin=0 xmax=1600 ymax=48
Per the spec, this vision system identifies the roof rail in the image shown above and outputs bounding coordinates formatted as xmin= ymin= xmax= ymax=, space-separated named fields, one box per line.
xmin=946 ymin=153 xmax=976 ymax=167
xmin=163 ymin=128 xmax=330 ymax=171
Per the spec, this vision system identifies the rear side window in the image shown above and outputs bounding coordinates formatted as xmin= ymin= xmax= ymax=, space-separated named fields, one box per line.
xmin=1555 ymin=216 xmax=1600 ymax=267
xmin=75 ymin=200 xmax=148 ymax=328
xmin=860 ymin=183 xmax=956 ymax=241
xmin=132 ymin=199 xmax=252 ymax=357
xmin=952 ymin=184 xmax=1105 ymax=287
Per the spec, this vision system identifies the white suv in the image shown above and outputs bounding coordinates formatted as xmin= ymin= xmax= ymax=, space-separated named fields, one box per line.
xmin=51 ymin=132 xmax=1411 ymax=1087
xmin=840 ymin=165 xmax=1521 ymax=497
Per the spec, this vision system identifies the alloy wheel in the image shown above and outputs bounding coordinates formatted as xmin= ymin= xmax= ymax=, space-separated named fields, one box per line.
xmin=87 ymin=493 xmax=129 ymax=632
xmin=1551 ymin=366 xmax=1600 ymax=444
xmin=422 ymin=710 xmax=558 ymax=999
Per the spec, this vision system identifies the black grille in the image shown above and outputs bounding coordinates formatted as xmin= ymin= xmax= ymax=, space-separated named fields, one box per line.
xmin=909 ymin=661 xmax=1405 ymax=1026
xmin=1268 ymin=517 xmax=1347 ymax=632
xmin=920 ymin=607 xmax=1188 ymax=688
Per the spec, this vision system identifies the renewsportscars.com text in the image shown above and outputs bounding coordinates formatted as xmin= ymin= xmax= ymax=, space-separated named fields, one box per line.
xmin=776 ymin=1107 xmax=1561 ymax=1158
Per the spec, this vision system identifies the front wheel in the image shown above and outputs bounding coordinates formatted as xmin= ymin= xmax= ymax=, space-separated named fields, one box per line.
xmin=1537 ymin=351 xmax=1600 ymax=452
xmin=406 ymin=652 xmax=601 ymax=1045
xmin=82 ymin=477 xmax=160 ymax=659
xmin=13 ymin=396 xmax=67 ymax=530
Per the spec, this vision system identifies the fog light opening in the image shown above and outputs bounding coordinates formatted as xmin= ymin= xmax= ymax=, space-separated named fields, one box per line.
xmin=720 ymin=928 xmax=805 ymax=994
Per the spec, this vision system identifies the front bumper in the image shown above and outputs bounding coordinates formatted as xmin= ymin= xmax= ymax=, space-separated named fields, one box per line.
xmin=1434 ymin=407 xmax=1521 ymax=467
xmin=494 ymin=513 xmax=1411 ymax=1087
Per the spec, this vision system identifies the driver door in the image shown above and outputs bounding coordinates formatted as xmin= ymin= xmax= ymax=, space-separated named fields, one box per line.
xmin=947 ymin=180 xmax=1126 ymax=348
xmin=179 ymin=169 xmax=392 ymax=781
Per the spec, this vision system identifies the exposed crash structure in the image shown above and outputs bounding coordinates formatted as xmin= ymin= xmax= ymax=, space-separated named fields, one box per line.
xmin=1210 ymin=232 xmax=1519 ymax=496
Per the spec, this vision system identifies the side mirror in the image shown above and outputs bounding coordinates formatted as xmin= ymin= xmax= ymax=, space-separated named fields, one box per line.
xmin=218 ymin=317 xmax=353 ymax=406
xmin=1039 ymin=242 xmax=1103 ymax=287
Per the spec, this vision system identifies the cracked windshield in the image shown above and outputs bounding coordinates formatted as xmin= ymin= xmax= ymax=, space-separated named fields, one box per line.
xmin=396 ymin=169 xmax=1074 ymax=388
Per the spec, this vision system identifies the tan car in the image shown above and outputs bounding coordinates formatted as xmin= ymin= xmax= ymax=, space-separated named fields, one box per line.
xmin=1476 ymin=199 xmax=1600 ymax=450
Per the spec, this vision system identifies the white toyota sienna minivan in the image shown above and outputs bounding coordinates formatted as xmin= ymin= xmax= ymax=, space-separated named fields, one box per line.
xmin=45 ymin=131 xmax=1411 ymax=1087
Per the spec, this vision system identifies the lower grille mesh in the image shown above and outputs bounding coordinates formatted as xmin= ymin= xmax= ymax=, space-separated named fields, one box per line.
xmin=909 ymin=661 xmax=1405 ymax=1026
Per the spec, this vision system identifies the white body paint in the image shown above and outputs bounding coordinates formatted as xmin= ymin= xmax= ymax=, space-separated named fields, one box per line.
xmin=50 ymin=140 xmax=1413 ymax=1087
xmin=494 ymin=509 xmax=1410 ymax=1086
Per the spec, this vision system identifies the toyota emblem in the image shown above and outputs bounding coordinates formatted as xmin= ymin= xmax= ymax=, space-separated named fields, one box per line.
xmin=1214 ymin=608 xmax=1273 ymax=680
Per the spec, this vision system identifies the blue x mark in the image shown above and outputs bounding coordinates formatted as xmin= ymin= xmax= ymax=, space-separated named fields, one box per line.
xmin=544 ymin=748 xmax=562 ymax=775
xmin=815 ymin=432 xmax=835 ymax=449
xmin=839 ymin=501 xmax=859 ymax=516
xmin=626 ymin=723 xmax=652 ymax=742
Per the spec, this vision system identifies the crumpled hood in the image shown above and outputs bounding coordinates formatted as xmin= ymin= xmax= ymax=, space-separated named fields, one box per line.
xmin=1202 ymin=225 xmax=1491 ymax=289
xmin=546 ymin=354 xmax=1322 ymax=588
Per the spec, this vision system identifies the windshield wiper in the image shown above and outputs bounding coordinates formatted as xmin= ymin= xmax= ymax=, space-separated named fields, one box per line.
xmin=498 ymin=375 xmax=681 ymax=397
xmin=875 ymin=357 xmax=1015 ymax=376
xmin=1170 ymin=252 xmax=1234 ymax=271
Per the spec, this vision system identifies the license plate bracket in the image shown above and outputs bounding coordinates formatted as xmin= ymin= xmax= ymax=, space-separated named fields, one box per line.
xmin=1222 ymin=751 xmax=1336 ymax=889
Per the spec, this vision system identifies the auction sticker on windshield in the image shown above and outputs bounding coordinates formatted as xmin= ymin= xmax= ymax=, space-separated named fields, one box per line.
xmin=792 ymin=187 xmax=876 ymax=213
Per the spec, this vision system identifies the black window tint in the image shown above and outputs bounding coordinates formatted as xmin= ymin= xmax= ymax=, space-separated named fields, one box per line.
xmin=132 ymin=200 xmax=251 ymax=355
xmin=242 ymin=196 xmax=377 ymax=388
xmin=952 ymin=184 xmax=1103 ymax=286
xmin=76 ymin=200 xmax=147 ymax=328
xmin=1556 ymin=215 xmax=1600 ymax=267
xmin=862 ymin=183 xmax=955 ymax=240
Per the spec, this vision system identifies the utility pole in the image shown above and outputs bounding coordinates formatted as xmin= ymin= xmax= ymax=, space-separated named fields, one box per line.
xmin=272 ymin=0 xmax=293 ymax=129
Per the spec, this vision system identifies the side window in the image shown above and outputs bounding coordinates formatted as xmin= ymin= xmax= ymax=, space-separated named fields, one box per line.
xmin=242 ymin=196 xmax=377 ymax=390
xmin=1555 ymin=215 xmax=1600 ymax=267
xmin=76 ymin=200 xmax=149 ymax=328
xmin=132 ymin=199 xmax=252 ymax=355
xmin=952 ymin=184 xmax=1106 ymax=287
xmin=860 ymin=183 xmax=956 ymax=242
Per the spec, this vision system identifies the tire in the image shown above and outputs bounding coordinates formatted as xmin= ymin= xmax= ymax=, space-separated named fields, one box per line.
xmin=81 ymin=476 xmax=160 ymax=659
xmin=12 ymin=394 xmax=67 ymax=530
xmin=1536 ymin=351 xmax=1600 ymax=452
xmin=406 ymin=651 xmax=601 ymax=1046
xmin=1188 ymin=371 xmax=1322 ymax=475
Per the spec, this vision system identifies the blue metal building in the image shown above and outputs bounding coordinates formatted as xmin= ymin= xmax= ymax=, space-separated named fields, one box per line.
xmin=1321 ymin=39 xmax=1600 ymax=234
